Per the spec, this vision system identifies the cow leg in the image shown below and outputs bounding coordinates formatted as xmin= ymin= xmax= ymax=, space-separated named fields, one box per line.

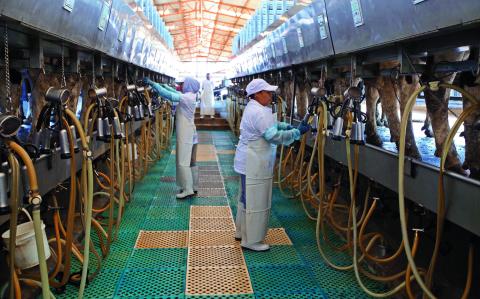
xmin=462 ymin=83 xmax=480 ymax=179
xmin=380 ymin=105 xmax=388 ymax=127
xmin=296 ymin=80 xmax=308 ymax=119
xmin=398 ymin=76 xmax=421 ymax=159
xmin=377 ymin=77 xmax=401 ymax=144
xmin=424 ymin=84 xmax=464 ymax=173
xmin=364 ymin=82 xmax=382 ymax=146
xmin=284 ymin=80 xmax=294 ymax=118
xmin=421 ymin=114 xmax=434 ymax=137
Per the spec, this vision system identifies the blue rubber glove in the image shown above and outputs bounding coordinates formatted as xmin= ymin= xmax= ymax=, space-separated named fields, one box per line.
xmin=277 ymin=121 xmax=293 ymax=131
xmin=144 ymin=79 xmax=181 ymax=103
xmin=263 ymin=126 xmax=301 ymax=145
xmin=143 ymin=77 xmax=152 ymax=85
xmin=297 ymin=121 xmax=311 ymax=135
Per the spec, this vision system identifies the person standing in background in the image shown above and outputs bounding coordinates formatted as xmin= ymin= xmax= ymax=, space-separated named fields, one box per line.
xmin=144 ymin=77 xmax=200 ymax=199
xmin=200 ymin=73 xmax=215 ymax=119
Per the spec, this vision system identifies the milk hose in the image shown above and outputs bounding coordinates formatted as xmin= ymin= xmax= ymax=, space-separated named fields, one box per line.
xmin=358 ymin=198 xmax=404 ymax=264
xmin=105 ymin=126 xmax=115 ymax=256
xmin=7 ymin=153 xmax=21 ymax=299
xmin=398 ymin=83 xmax=479 ymax=299
xmin=299 ymin=115 xmax=319 ymax=220
xmin=64 ymin=109 xmax=94 ymax=299
xmin=305 ymin=102 xmax=328 ymax=220
xmin=119 ymin=96 xmax=134 ymax=198
xmin=313 ymin=107 xmax=364 ymax=270
xmin=19 ymin=279 xmax=55 ymax=298
xmin=44 ymin=117 xmax=78 ymax=288
xmin=6 ymin=140 xmax=51 ymax=299
xmin=405 ymin=230 xmax=421 ymax=299
xmin=426 ymin=83 xmax=479 ymax=295
xmin=352 ymin=182 xmax=416 ymax=297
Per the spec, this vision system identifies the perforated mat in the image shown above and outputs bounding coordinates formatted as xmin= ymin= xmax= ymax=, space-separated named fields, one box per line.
xmin=135 ymin=230 xmax=188 ymax=248
xmin=188 ymin=246 xmax=245 ymax=268
xmin=190 ymin=217 xmax=236 ymax=231
xmin=186 ymin=267 xmax=253 ymax=295
xmin=191 ymin=206 xmax=232 ymax=218
xmin=189 ymin=230 xmax=239 ymax=247
xmin=265 ymin=228 xmax=293 ymax=245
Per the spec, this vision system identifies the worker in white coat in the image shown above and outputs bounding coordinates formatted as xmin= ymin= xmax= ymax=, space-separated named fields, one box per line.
xmin=200 ymin=73 xmax=215 ymax=118
xmin=233 ymin=78 xmax=310 ymax=251
xmin=144 ymin=77 xmax=200 ymax=199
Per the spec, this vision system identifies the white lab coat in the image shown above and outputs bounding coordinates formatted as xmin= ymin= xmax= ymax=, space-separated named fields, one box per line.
xmin=175 ymin=92 xmax=198 ymax=191
xmin=233 ymin=100 xmax=276 ymax=175
xmin=200 ymin=79 xmax=215 ymax=116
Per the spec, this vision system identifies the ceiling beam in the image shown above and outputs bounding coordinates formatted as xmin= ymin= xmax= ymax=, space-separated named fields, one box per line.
xmin=155 ymin=0 xmax=256 ymax=13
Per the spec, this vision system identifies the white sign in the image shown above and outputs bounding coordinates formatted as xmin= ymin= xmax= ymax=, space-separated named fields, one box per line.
xmin=350 ymin=0 xmax=364 ymax=27
xmin=63 ymin=0 xmax=75 ymax=12
xmin=98 ymin=0 xmax=112 ymax=31
xmin=296 ymin=28 xmax=304 ymax=48
xmin=317 ymin=14 xmax=328 ymax=40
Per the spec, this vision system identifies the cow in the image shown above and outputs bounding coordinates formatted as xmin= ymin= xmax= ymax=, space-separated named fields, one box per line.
xmin=460 ymin=71 xmax=480 ymax=179
xmin=422 ymin=48 xmax=471 ymax=173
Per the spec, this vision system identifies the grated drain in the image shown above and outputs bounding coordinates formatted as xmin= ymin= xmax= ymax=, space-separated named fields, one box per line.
xmin=135 ymin=230 xmax=188 ymax=248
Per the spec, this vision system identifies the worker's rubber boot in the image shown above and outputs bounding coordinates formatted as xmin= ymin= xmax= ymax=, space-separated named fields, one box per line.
xmin=176 ymin=189 xmax=195 ymax=199
xmin=191 ymin=166 xmax=199 ymax=194
xmin=234 ymin=206 xmax=245 ymax=241
xmin=239 ymin=206 xmax=269 ymax=251
xmin=241 ymin=242 xmax=270 ymax=252
xmin=176 ymin=166 xmax=194 ymax=199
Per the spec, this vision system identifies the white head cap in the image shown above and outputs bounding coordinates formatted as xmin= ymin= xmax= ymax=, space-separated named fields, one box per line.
xmin=246 ymin=78 xmax=278 ymax=96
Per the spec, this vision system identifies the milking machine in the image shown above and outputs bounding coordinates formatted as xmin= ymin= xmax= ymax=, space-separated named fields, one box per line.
xmin=330 ymin=86 xmax=366 ymax=145
xmin=124 ymin=84 xmax=148 ymax=180
xmin=83 ymin=87 xmax=124 ymax=257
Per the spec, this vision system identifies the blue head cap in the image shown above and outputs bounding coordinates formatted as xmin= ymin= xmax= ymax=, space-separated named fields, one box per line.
xmin=182 ymin=77 xmax=200 ymax=93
